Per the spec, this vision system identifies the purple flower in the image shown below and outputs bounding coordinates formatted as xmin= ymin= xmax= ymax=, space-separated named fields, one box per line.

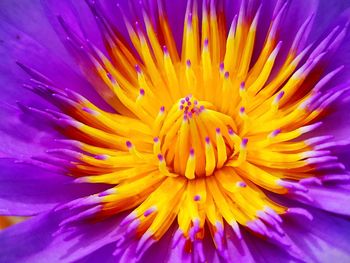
xmin=1 ymin=0 xmax=350 ymax=262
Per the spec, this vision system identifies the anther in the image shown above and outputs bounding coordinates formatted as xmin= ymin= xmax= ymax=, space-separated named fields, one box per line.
xmin=241 ymin=138 xmax=248 ymax=148
xmin=193 ymin=194 xmax=201 ymax=201
xmin=268 ymin=129 xmax=281 ymax=139
xmin=144 ymin=206 xmax=157 ymax=217
xmin=126 ymin=141 xmax=142 ymax=159
xmin=139 ymin=89 xmax=145 ymax=96
xmin=224 ymin=71 xmax=230 ymax=79
xmin=126 ymin=141 xmax=132 ymax=149
xmin=236 ymin=181 xmax=247 ymax=187
xmin=135 ymin=64 xmax=142 ymax=74
xmin=203 ymin=38 xmax=209 ymax=51
xmin=157 ymin=154 xmax=164 ymax=162
xmin=162 ymin=45 xmax=169 ymax=55
xmin=158 ymin=154 xmax=176 ymax=177
xmin=219 ymin=62 xmax=224 ymax=73
xmin=271 ymin=91 xmax=285 ymax=111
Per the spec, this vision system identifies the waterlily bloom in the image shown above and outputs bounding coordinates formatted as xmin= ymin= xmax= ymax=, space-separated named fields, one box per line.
xmin=1 ymin=0 xmax=350 ymax=262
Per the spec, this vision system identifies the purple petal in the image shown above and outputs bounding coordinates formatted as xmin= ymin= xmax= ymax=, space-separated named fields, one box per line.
xmin=75 ymin=243 xmax=117 ymax=263
xmin=291 ymin=183 xmax=350 ymax=216
xmin=283 ymin=207 xmax=350 ymax=262
xmin=0 ymin=19 xmax=105 ymax=105
xmin=0 ymin=208 xmax=124 ymax=262
xmin=0 ymin=158 xmax=105 ymax=216
xmin=0 ymin=1 xmax=112 ymax=113
xmin=0 ymin=0 xmax=71 ymax=62
xmin=225 ymin=228 xmax=255 ymax=262
xmin=244 ymin=206 xmax=350 ymax=262
xmin=315 ymin=8 xmax=350 ymax=93
xmin=311 ymin=0 xmax=350 ymax=41
xmin=0 ymin=107 xmax=57 ymax=159
xmin=164 ymin=226 xmax=223 ymax=263
xmin=243 ymin=230 xmax=295 ymax=263
xmin=142 ymin=224 xmax=175 ymax=262
xmin=40 ymin=0 xmax=126 ymax=112
xmin=274 ymin=0 xmax=318 ymax=63
xmin=42 ymin=0 xmax=105 ymax=53
xmin=162 ymin=0 xmax=187 ymax=50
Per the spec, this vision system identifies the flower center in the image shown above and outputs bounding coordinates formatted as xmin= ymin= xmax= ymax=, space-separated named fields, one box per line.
xmin=155 ymin=95 xmax=245 ymax=179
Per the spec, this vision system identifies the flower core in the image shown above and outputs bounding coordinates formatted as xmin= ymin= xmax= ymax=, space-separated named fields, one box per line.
xmin=157 ymin=95 xmax=241 ymax=179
